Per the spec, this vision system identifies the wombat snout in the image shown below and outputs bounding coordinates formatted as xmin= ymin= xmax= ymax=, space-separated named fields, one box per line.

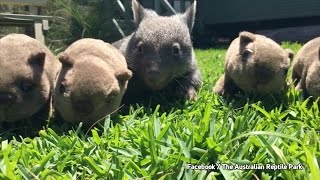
xmin=147 ymin=70 xmax=161 ymax=81
xmin=73 ymin=100 xmax=94 ymax=115
xmin=0 ymin=93 xmax=16 ymax=104
xmin=254 ymin=65 xmax=273 ymax=84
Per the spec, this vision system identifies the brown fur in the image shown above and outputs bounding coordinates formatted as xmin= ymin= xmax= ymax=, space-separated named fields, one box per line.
xmin=0 ymin=34 xmax=60 ymax=122
xmin=214 ymin=31 xmax=293 ymax=95
xmin=292 ymin=37 xmax=320 ymax=98
xmin=54 ymin=39 xmax=132 ymax=126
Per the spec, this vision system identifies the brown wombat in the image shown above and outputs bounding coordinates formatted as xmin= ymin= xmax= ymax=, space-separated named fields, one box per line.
xmin=113 ymin=0 xmax=201 ymax=103
xmin=0 ymin=33 xmax=60 ymax=122
xmin=292 ymin=37 xmax=320 ymax=98
xmin=54 ymin=38 xmax=132 ymax=126
xmin=214 ymin=31 xmax=294 ymax=95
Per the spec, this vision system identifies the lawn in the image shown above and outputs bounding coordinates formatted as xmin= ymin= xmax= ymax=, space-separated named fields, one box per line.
xmin=0 ymin=44 xmax=319 ymax=179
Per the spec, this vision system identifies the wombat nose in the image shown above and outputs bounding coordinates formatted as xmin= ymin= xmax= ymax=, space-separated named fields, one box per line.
xmin=0 ymin=93 xmax=16 ymax=104
xmin=255 ymin=65 xmax=273 ymax=84
xmin=73 ymin=100 xmax=94 ymax=115
xmin=147 ymin=70 xmax=160 ymax=81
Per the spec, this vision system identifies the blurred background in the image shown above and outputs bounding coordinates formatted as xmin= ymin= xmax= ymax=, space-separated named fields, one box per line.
xmin=1 ymin=0 xmax=320 ymax=52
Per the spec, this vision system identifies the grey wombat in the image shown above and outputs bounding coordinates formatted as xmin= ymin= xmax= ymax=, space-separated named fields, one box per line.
xmin=113 ymin=0 xmax=201 ymax=103
xmin=292 ymin=37 xmax=320 ymax=98
xmin=54 ymin=39 xmax=132 ymax=126
xmin=214 ymin=31 xmax=294 ymax=95
xmin=0 ymin=34 xmax=60 ymax=122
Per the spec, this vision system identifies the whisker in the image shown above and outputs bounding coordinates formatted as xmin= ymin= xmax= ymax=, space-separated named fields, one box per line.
xmin=173 ymin=74 xmax=195 ymax=85
xmin=174 ymin=78 xmax=186 ymax=91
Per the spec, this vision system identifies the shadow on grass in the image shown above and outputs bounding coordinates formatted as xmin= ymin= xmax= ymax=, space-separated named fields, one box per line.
xmin=217 ymin=86 xmax=305 ymax=112
xmin=46 ymin=112 xmax=122 ymax=137
xmin=0 ymin=104 xmax=51 ymax=141
xmin=0 ymin=85 xmax=310 ymax=140
xmin=118 ymin=91 xmax=193 ymax=117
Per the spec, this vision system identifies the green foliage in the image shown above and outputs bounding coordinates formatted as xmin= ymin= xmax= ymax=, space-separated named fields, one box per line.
xmin=281 ymin=41 xmax=303 ymax=53
xmin=45 ymin=0 xmax=134 ymax=54
xmin=0 ymin=44 xmax=320 ymax=179
xmin=0 ymin=4 xmax=27 ymax=37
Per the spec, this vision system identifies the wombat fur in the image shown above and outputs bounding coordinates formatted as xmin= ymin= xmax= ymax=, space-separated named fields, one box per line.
xmin=0 ymin=33 xmax=60 ymax=122
xmin=54 ymin=38 xmax=132 ymax=126
xmin=113 ymin=0 xmax=201 ymax=103
xmin=214 ymin=31 xmax=294 ymax=95
xmin=292 ymin=37 xmax=320 ymax=98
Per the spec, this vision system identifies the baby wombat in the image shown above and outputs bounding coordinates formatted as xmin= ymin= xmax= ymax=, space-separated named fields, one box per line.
xmin=113 ymin=0 xmax=201 ymax=102
xmin=214 ymin=31 xmax=294 ymax=95
xmin=54 ymin=39 xmax=132 ymax=126
xmin=292 ymin=37 xmax=320 ymax=98
xmin=0 ymin=34 xmax=60 ymax=122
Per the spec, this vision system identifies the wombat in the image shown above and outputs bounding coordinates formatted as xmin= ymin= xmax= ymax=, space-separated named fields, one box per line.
xmin=214 ymin=31 xmax=294 ymax=95
xmin=54 ymin=39 xmax=132 ymax=126
xmin=113 ymin=0 xmax=201 ymax=103
xmin=292 ymin=37 xmax=320 ymax=98
xmin=0 ymin=33 xmax=60 ymax=122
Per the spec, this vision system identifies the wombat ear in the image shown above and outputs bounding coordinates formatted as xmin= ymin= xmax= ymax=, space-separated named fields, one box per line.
xmin=239 ymin=31 xmax=256 ymax=44
xmin=28 ymin=51 xmax=46 ymax=67
xmin=285 ymin=49 xmax=294 ymax=62
xmin=58 ymin=52 xmax=74 ymax=67
xmin=116 ymin=70 xmax=132 ymax=85
xmin=132 ymin=0 xmax=157 ymax=27
xmin=181 ymin=0 xmax=197 ymax=32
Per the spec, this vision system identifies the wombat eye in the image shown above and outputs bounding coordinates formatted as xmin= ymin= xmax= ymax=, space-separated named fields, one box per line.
xmin=59 ymin=82 xmax=67 ymax=94
xmin=284 ymin=67 xmax=289 ymax=75
xmin=137 ymin=44 xmax=143 ymax=54
xmin=106 ymin=91 xmax=117 ymax=103
xmin=20 ymin=81 xmax=34 ymax=92
xmin=242 ymin=49 xmax=253 ymax=61
xmin=172 ymin=43 xmax=181 ymax=56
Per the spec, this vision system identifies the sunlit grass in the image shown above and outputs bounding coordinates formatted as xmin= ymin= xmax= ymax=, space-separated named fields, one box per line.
xmin=0 ymin=44 xmax=319 ymax=179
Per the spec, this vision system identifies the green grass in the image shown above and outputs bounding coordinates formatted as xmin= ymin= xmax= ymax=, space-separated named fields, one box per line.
xmin=0 ymin=44 xmax=320 ymax=179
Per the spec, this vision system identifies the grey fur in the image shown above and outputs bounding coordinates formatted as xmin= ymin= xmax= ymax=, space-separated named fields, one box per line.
xmin=113 ymin=0 xmax=201 ymax=102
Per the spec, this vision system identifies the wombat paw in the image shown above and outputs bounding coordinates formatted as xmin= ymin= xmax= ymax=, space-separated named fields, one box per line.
xmin=295 ymin=82 xmax=302 ymax=90
xmin=213 ymin=86 xmax=224 ymax=96
xmin=187 ymin=89 xmax=197 ymax=101
xmin=175 ymin=88 xmax=197 ymax=101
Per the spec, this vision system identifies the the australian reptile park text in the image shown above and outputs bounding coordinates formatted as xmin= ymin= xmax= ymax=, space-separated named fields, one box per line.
xmin=187 ymin=163 xmax=304 ymax=170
